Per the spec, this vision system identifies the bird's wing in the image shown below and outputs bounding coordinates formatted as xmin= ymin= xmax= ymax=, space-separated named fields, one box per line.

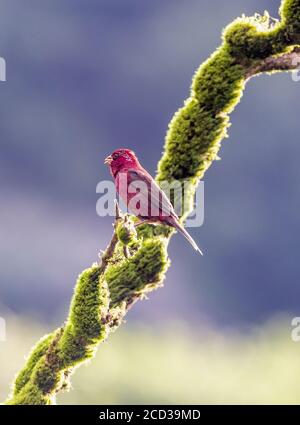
xmin=127 ymin=168 xmax=176 ymax=218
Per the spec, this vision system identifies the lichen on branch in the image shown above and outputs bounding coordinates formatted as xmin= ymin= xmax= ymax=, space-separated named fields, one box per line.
xmin=6 ymin=0 xmax=300 ymax=405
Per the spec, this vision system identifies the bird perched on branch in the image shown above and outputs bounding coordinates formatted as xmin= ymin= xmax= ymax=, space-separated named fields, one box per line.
xmin=104 ymin=148 xmax=202 ymax=254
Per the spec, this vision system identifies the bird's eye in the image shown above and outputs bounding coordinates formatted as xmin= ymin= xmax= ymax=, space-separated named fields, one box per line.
xmin=112 ymin=153 xmax=119 ymax=160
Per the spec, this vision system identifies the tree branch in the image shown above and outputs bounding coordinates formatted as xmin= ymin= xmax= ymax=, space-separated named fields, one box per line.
xmin=246 ymin=47 xmax=300 ymax=78
xmin=5 ymin=0 xmax=300 ymax=404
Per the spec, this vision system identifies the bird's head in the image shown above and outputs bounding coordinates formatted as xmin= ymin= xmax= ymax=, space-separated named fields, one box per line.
xmin=104 ymin=148 xmax=139 ymax=177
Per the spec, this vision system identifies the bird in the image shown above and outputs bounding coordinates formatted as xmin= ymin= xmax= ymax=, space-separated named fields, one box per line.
xmin=104 ymin=148 xmax=202 ymax=254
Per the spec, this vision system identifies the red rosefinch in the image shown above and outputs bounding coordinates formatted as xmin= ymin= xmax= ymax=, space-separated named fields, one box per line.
xmin=104 ymin=148 xmax=202 ymax=254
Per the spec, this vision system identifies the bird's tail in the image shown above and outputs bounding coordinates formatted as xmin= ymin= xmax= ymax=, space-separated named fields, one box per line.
xmin=172 ymin=220 xmax=203 ymax=255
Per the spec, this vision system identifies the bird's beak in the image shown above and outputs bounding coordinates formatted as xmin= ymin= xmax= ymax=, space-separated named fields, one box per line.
xmin=104 ymin=155 xmax=112 ymax=165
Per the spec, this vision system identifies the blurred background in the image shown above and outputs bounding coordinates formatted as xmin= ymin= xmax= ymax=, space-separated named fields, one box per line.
xmin=0 ymin=0 xmax=300 ymax=404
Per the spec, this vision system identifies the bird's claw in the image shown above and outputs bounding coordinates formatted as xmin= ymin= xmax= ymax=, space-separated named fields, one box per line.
xmin=114 ymin=199 xmax=121 ymax=220
xmin=123 ymin=245 xmax=130 ymax=258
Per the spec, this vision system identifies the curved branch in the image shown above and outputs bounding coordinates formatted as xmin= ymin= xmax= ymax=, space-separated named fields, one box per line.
xmin=5 ymin=0 xmax=300 ymax=405
xmin=246 ymin=47 xmax=300 ymax=78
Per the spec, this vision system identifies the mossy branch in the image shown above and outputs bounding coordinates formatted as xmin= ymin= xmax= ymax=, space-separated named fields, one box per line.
xmin=6 ymin=0 xmax=300 ymax=404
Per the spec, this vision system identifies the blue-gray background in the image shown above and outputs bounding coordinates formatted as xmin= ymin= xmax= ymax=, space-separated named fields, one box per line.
xmin=0 ymin=0 xmax=299 ymax=330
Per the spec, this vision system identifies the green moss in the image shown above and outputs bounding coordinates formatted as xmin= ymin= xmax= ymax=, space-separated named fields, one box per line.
xmin=157 ymin=47 xmax=244 ymax=188
xmin=58 ymin=265 xmax=110 ymax=367
xmin=8 ymin=349 xmax=63 ymax=405
xmin=280 ymin=0 xmax=300 ymax=42
xmin=67 ymin=266 xmax=109 ymax=338
xmin=34 ymin=359 xmax=61 ymax=395
xmin=7 ymin=266 xmax=111 ymax=404
xmin=116 ymin=218 xmax=137 ymax=246
xmin=225 ymin=22 xmax=274 ymax=59
xmin=8 ymin=330 xmax=63 ymax=405
xmin=12 ymin=333 xmax=55 ymax=396
xmin=106 ymin=239 xmax=170 ymax=306
xmin=7 ymin=382 xmax=49 ymax=405
xmin=136 ymin=222 xmax=173 ymax=240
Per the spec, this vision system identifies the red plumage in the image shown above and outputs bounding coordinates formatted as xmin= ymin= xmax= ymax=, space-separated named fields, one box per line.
xmin=104 ymin=148 xmax=202 ymax=254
